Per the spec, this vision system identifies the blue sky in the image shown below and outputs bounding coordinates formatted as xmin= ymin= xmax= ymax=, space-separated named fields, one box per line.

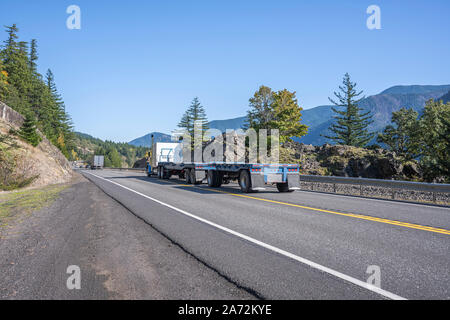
xmin=1 ymin=0 xmax=449 ymax=142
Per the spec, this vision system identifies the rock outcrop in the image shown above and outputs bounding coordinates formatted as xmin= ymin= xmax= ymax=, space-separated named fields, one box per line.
xmin=0 ymin=102 xmax=72 ymax=190
xmin=282 ymin=141 xmax=422 ymax=180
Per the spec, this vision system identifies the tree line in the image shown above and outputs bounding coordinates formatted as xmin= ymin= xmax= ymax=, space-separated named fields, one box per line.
xmin=0 ymin=24 xmax=74 ymax=158
xmin=324 ymin=73 xmax=449 ymax=182
xmin=73 ymin=132 xmax=148 ymax=168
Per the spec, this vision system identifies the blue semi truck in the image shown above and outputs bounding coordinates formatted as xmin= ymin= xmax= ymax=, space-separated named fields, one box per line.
xmin=146 ymin=142 xmax=300 ymax=193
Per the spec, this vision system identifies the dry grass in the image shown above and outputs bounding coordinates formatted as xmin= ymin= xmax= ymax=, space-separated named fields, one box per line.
xmin=0 ymin=184 xmax=68 ymax=231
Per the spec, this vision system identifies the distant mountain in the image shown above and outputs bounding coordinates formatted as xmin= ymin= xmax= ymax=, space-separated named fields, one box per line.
xmin=128 ymin=132 xmax=172 ymax=147
xmin=380 ymin=85 xmax=450 ymax=95
xmin=208 ymin=116 xmax=247 ymax=132
xmin=439 ymin=90 xmax=450 ymax=103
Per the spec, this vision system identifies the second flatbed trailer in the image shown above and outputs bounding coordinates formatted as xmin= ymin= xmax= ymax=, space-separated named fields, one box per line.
xmin=150 ymin=162 xmax=300 ymax=193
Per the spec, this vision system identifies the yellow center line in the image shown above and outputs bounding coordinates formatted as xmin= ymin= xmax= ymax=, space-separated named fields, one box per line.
xmin=162 ymin=179 xmax=450 ymax=236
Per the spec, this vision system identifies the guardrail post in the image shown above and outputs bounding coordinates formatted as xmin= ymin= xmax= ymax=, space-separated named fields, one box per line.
xmin=433 ymin=192 xmax=436 ymax=203
xmin=333 ymin=183 xmax=336 ymax=193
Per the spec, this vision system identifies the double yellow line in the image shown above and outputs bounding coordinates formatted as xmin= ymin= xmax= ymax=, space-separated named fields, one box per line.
xmin=165 ymin=179 xmax=450 ymax=236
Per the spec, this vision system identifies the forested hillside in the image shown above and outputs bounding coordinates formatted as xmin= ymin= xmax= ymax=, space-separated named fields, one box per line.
xmin=0 ymin=25 xmax=74 ymax=159
xmin=74 ymin=132 xmax=148 ymax=168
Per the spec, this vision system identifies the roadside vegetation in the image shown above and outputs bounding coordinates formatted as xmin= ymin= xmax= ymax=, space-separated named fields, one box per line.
xmin=0 ymin=24 xmax=74 ymax=157
xmin=74 ymin=132 xmax=147 ymax=168
xmin=0 ymin=184 xmax=67 ymax=231
xmin=310 ymin=73 xmax=449 ymax=182
xmin=0 ymin=133 xmax=38 ymax=191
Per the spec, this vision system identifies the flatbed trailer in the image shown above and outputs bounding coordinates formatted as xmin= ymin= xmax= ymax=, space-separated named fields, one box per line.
xmin=148 ymin=161 xmax=300 ymax=193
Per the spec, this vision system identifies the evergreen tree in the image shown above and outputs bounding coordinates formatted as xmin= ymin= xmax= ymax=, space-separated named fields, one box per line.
xmin=18 ymin=112 xmax=42 ymax=147
xmin=178 ymin=97 xmax=209 ymax=135
xmin=1 ymin=25 xmax=75 ymax=159
xmin=377 ymin=107 xmax=420 ymax=161
xmin=29 ymin=39 xmax=38 ymax=73
xmin=270 ymin=89 xmax=308 ymax=143
xmin=2 ymin=25 xmax=33 ymax=115
xmin=324 ymin=73 xmax=374 ymax=147
xmin=45 ymin=69 xmax=74 ymax=156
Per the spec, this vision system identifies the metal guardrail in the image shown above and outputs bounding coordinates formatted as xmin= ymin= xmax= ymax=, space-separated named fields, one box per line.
xmin=300 ymin=175 xmax=450 ymax=203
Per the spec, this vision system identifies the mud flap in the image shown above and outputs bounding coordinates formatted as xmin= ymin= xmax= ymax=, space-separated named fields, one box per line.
xmin=251 ymin=173 xmax=265 ymax=189
xmin=287 ymin=173 xmax=300 ymax=190
xmin=195 ymin=170 xmax=206 ymax=182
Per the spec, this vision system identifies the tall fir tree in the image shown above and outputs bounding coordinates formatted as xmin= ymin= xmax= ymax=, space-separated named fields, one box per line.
xmin=178 ymin=97 xmax=209 ymax=135
xmin=29 ymin=39 xmax=38 ymax=74
xmin=323 ymin=73 xmax=374 ymax=147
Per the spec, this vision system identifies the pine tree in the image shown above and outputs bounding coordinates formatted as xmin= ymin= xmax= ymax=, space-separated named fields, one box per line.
xmin=270 ymin=89 xmax=308 ymax=143
xmin=18 ymin=112 xmax=42 ymax=147
xmin=45 ymin=69 xmax=74 ymax=156
xmin=29 ymin=39 xmax=38 ymax=74
xmin=324 ymin=73 xmax=374 ymax=147
xmin=377 ymin=107 xmax=420 ymax=160
xmin=2 ymin=25 xmax=33 ymax=115
xmin=178 ymin=97 xmax=209 ymax=135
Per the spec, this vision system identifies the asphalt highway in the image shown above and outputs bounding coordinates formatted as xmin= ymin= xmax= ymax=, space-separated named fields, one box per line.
xmin=80 ymin=169 xmax=450 ymax=300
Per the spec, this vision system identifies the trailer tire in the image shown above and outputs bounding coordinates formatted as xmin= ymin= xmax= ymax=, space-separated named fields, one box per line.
xmin=157 ymin=167 xmax=162 ymax=179
xmin=277 ymin=182 xmax=294 ymax=193
xmin=207 ymin=170 xmax=222 ymax=187
xmin=190 ymin=169 xmax=200 ymax=185
xmin=185 ymin=169 xmax=192 ymax=184
xmin=238 ymin=170 xmax=252 ymax=193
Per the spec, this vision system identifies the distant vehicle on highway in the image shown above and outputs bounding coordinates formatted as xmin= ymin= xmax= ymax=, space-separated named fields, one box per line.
xmin=146 ymin=142 xmax=300 ymax=193
xmin=90 ymin=155 xmax=104 ymax=170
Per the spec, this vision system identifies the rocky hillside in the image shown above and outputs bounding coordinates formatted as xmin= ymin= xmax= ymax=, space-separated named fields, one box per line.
xmin=0 ymin=102 xmax=72 ymax=190
xmin=282 ymin=141 xmax=421 ymax=181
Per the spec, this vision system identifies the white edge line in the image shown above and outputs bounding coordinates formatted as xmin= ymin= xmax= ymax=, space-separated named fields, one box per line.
xmin=85 ymin=171 xmax=407 ymax=300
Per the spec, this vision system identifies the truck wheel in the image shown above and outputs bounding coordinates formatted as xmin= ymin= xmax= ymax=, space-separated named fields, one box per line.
xmin=207 ymin=170 xmax=222 ymax=187
xmin=239 ymin=170 xmax=252 ymax=193
xmin=157 ymin=167 xmax=162 ymax=179
xmin=163 ymin=170 xmax=170 ymax=179
xmin=185 ymin=169 xmax=192 ymax=184
xmin=277 ymin=183 xmax=294 ymax=193
xmin=190 ymin=169 xmax=197 ymax=185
